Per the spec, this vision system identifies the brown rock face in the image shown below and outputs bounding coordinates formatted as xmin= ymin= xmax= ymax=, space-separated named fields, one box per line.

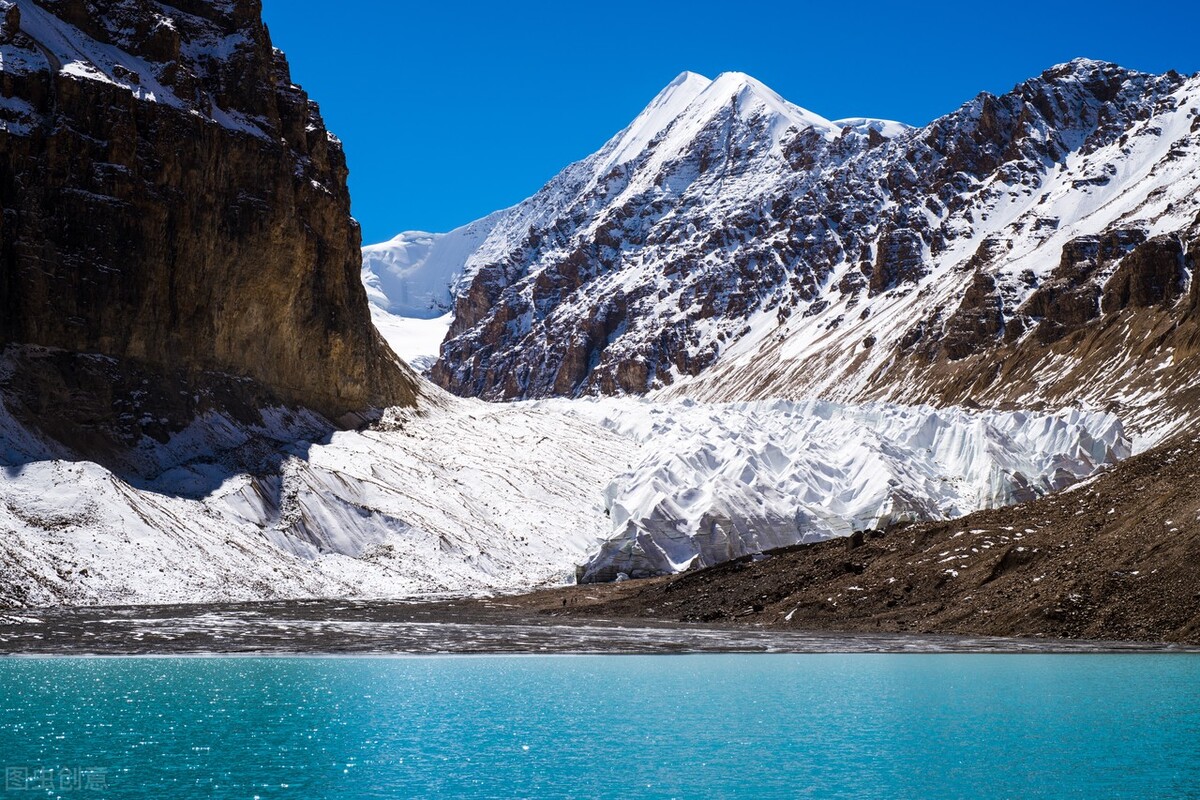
xmin=1101 ymin=235 xmax=1188 ymax=313
xmin=0 ymin=0 xmax=415 ymax=432
xmin=1190 ymin=238 xmax=1200 ymax=312
xmin=869 ymin=228 xmax=927 ymax=295
xmin=1020 ymin=228 xmax=1146 ymax=344
xmin=939 ymin=271 xmax=1005 ymax=360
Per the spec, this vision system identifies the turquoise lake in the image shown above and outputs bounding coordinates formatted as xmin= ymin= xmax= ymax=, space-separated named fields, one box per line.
xmin=1 ymin=655 xmax=1198 ymax=798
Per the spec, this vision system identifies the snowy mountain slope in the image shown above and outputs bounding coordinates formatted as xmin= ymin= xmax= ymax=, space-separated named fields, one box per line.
xmin=361 ymin=71 xmax=916 ymax=382
xmin=362 ymin=211 xmax=510 ymax=319
xmin=0 ymin=387 xmax=631 ymax=606
xmin=0 ymin=379 xmax=1126 ymax=604
xmin=671 ymin=66 xmax=1200 ymax=445
xmin=356 ymin=71 xmax=719 ymax=367
xmin=413 ymin=59 xmax=1200 ymax=442
xmin=424 ymin=66 xmax=875 ymax=398
xmin=362 ymin=212 xmax=508 ymax=368
xmin=364 ymin=310 xmax=453 ymax=373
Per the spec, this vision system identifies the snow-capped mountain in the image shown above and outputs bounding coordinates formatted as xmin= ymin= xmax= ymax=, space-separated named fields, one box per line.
xmin=0 ymin=8 xmax=1184 ymax=610
xmin=411 ymin=60 xmax=1200 ymax=442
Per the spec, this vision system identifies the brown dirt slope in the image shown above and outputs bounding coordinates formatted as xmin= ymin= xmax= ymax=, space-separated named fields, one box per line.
xmin=544 ymin=434 xmax=1200 ymax=644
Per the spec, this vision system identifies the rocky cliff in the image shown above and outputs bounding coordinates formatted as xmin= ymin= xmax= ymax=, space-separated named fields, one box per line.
xmin=0 ymin=0 xmax=416 ymax=459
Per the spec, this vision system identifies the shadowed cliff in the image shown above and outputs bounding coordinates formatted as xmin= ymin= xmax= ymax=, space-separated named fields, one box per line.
xmin=0 ymin=0 xmax=417 ymax=467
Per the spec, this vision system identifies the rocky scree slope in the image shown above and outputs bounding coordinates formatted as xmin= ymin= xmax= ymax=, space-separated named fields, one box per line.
xmin=0 ymin=0 xmax=415 ymax=468
xmin=421 ymin=61 xmax=1200 ymax=440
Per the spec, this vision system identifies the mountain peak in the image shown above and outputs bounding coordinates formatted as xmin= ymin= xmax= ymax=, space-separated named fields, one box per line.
xmin=709 ymin=70 xmax=758 ymax=86
xmin=705 ymin=70 xmax=784 ymax=103
xmin=597 ymin=70 xmax=712 ymax=170
xmin=1055 ymin=56 xmax=1122 ymax=71
xmin=665 ymin=70 xmax=712 ymax=89
xmin=597 ymin=70 xmax=841 ymax=174
xmin=1039 ymin=57 xmax=1143 ymax=85
xmin=693 ymin=71 xmax=839 ymax=139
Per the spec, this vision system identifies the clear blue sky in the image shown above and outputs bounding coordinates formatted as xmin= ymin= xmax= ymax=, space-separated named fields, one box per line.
xmin=261 ymin=0 xmax=1200 ymax=244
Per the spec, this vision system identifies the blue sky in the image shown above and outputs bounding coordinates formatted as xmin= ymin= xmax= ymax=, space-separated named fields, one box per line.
xmin=261 ymin=0 xmax=1200 ymax=244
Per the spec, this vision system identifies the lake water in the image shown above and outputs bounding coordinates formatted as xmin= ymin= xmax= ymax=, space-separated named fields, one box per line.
xmin=1 ymin=655 xmax=1197 ymax=798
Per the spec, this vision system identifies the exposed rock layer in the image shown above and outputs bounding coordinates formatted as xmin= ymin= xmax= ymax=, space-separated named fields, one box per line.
xmin=0 ymin=0 xmax=415 ymax=443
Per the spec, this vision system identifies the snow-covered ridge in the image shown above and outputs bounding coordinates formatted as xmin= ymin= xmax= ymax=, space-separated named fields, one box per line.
xmin=1 ymin=0 xmax=272 ymax=137
xmin=832 ymin=116 xmax=914 ymax=138
xmin=668 ymin=66 xmax=1200 ymax=441
xmin=459 ymin=67 xmax=855 ymax=268
xmin=0 ymin=389 xmax=1127 ymax=605
xmin=362 ymin=210 xmax=510 ymax=319
xmin=361 ymin=210 xmax=508 ymax=368
xmin=599 ymin=70 xmax=714 ymax=172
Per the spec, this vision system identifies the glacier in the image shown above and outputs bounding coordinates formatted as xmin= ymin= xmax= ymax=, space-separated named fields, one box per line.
xmin=562 ymin=399 xmax=1127 ymax=581
xmin=0 ymin=386 xmax=1127 ymax=605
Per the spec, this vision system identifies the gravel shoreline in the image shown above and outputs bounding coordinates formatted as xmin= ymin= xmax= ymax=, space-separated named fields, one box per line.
xmin=1 ymin=598 xmax=1195 ymax=656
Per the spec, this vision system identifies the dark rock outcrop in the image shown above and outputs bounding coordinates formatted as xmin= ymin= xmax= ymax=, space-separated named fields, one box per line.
xmin=0 ymin=0 xmax=415 ymax=447
xmin=940 ymin=271 xmax=1005 ymax=360
xmin=1017 ymin=228 xmax=1147 ymax=343
xmin=1101 ymin=235 xmax=1188 ymax=312
xmin=869 ymin=228 xmax=927 ymax=295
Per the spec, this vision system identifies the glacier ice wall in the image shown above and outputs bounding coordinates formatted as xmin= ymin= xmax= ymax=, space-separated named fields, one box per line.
xmin=559 ymin=399 xmax=1128 ymax=582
